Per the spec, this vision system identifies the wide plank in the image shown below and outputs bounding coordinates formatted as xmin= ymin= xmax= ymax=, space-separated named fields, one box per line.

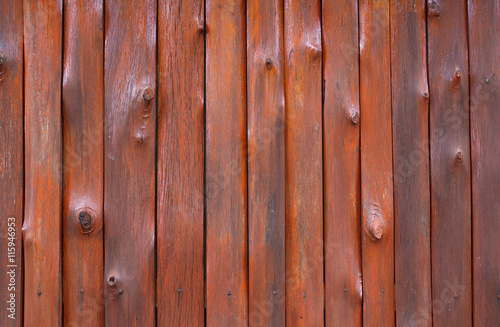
xmin=157 ymin=0 xmax=205 ymax=325
xmin=427 ymin=0 xmax=472 ymax=325
xmin=62 ymin=0 xmax=104 ymax=326
xmin=205 ymin=0 xmax=248 ymax=325
xmin=104 ymin=0 xmax=157 ymax=325
xmin=390 ymin=0 xmax=432 ymax=325
xmin=0 ymin=0 xmax=23 ymax=325
xmin=468 ymin=0 xmax=500 ymax=325
xmin=323 ymin=0 xmax=362 ymax=325
xmin=284 ymin=0 xmax=324 ymax=325
xmin=23 ymin=0 xmax=63 ymax=325
xmin=359 ymin=0 xmax=394 ymax=325
xmin=247 ymin=0 xmax=286 ymax=325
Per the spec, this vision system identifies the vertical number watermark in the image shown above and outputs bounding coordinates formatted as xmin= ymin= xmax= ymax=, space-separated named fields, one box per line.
xmin=6 ymin=217 xmax=17 ymax=320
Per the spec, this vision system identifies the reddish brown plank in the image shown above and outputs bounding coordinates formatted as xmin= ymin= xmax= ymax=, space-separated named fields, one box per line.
xmin=205 ymin=0 xmax=248 ymax=325
xmin=23 ymin=0 xmax=63 ymax=325
xmin=322 ymin=0 xmax=362 ymax=325
xmin=0 ymin=0 xmax=23 ymax=325
xmin=247 ymin=0 xmax=286 ymax=325
xmin=157 ymin=0 xmax=205 ymax=325
xmin=468 ymin=1 xmax=500 ymax=325
xmin=62 ymin=0 xmax=104 ymax=326
xmin=427 ymin=0 xmax=472 ymax=325
xmin=104 ymin=0 xmax=156 ymax=325
xmin=284 ymin=0 xmax=324 ymax=325
xmin=359 ymin=0 xmax=394 ymax=326
xmin=390 ymin=0 xmax=432 ymax=325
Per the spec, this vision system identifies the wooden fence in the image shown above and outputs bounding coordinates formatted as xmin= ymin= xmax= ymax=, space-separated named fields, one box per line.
xmin=0 ymin=0 xmax=499 ymax=326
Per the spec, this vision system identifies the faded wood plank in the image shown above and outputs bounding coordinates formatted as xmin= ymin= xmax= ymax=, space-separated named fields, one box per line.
xmin=23 ymin=0 xmax=63 ymax=325
xmin=247 ymin=0 xmax=286 ymax=325
xmin=322 ymin=0 xmax=362 ymax=325
xmin=205 ymin=0 xmax=248 ymax=325
xmin=468 ymin=0 xmax=500 ymax=325
xmin=284 ymin=0 xmax=324 ymax=325
xmin=390 ymin=0 xmax=432 ymax=325
xmin=104 ymin=0 xmax=156 ymax=325
xmin=427 ymin=0 xmax=472 ymax=325
xmin=0 ymin=0 xmax=23 ymax=325
xmin=62 ymin=0 xmax=104 ymax=326
xmin=157 ymin=0 xmax=205 ymax=325
xmin=359 ymin=0 xmax=394 ymax=326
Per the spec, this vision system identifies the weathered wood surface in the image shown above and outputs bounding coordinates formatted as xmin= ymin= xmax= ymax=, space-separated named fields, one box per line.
xmin=247 ymin=0 xmax=286 ymax=326
xmin=2 ymin=1 xmax=500 ymax=325
xmin=103 ymin=0 xmax=157 ymax=325
xmin=23 ymin=0 xmax=63 ymax=325
xmin=322 ymin=0 xmax=362 ymax=326
xmin=205 ymin=0 xmax=248 ymax=325
xmin=0 ymin=0 xmax=23 ymax=325
xmin=391 ymin=0 xmax=432 ymax=326
xmin=157 ymin=0 xmax=205 ymax=325
xmin=359 ymin=0 xmax=394 ymax=326
xmin=284 ymin=1 xmax=324 ymax=326
xmin=62 ymin=0 xmax=104 ymax=326
xmin=468 ymin=1 xmax=500 ymax=326
xmin=427 ymin=0 xmax=472 ymax=325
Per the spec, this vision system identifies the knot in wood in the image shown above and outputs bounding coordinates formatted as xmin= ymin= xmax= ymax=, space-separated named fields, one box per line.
xmin=428 ymin=0 xmax=441 ymax=17
xmin=142 ymin=86 xmax=154 ymax=102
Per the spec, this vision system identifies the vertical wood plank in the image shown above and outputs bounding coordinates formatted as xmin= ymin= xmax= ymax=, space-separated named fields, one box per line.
xmin=104 ymin=0 xmax=156 ymax=325
xmin=390 ymin=0 xmax=432 ymax=325
xmin=23 ymin=0 xmax=63 ymax=325
xmin=284 ymin=0 xmax=324 ymax=325
xmin=0 ymin=0 xmax=23 ymax=325
xmin=157 ymin=0 xmax=205 ymax=325
xmin=468 ymin=1 xmax=500 ymax=326
xmin=205 ymin=0 xmax=248 ymax=325
xmin=322 ymin=0 xmax=362 ymax=325
xmin=247 ymin=0 xmax=286 ymax=325
xmin=62 ymin=0 xmax=104 ymax=326
xmin=359 ymin=0 xmax=394 ymax=326
xmin=427 ymin=0 xmax=472 ymax=325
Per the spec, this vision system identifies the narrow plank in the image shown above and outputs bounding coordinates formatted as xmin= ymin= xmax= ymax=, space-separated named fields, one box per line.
xmin=0 ymin=0 xmax=23 ymax=325
xmin=62 ymin=0 xmax=104 ymax=326
xmin=205 ymin=0 xmax=248 ymax=325
xmin=322 ymin=0 xmax=362 ymax=325
xmin=359 ymin=0 xmax=394 ymax=326
xmin=247 ymin=0 xmax=286 ymax=325
xmin=427 ymin=0 xmax=472 ymax=325
xmin=104 ymin=0 xmax=156 ymax=325
xmin=468 ymin=1 xmax=500 ymax=325
xmin=284 ymin=0 xmax=324 ymax=325
xmin=157 ymin=0 xmax=205 ymax=325
xmin=23 ymin=0 xmax=63 ymax=325
xmin=390 ymin=0 xmax=432 ymax=325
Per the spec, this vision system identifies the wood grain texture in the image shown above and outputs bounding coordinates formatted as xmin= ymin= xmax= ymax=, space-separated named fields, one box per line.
xmin=103 ymin=0 xmax=156 ymax=325
xmin=157 ymin=0 xmax=205 ymax=325
xmin=62 ymin=0 xmax=104 ymax=326
xmin=23 ymin=0 xmax=63 ymax=325
xmin=284 ymin=0 xmax=324 ymax=325
xmin=468 ymin=1 xmax=500 ymax=325
xmin=390 ymin=0 xmax=431 ymax=325
xmin=0 ymin=0 xmax=23 ymax=325
xmin=322 ymin=0 xmax=362 ymax=325
xmin=359 ymin=0 xmax=394 ymax=326
xmin=247 ymin=0 xmax=286 ymax=325
xmin=205 ymin=0 xmax=248 ymax=325
xmin=427 ymin=0 xmax=472 ymax=325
